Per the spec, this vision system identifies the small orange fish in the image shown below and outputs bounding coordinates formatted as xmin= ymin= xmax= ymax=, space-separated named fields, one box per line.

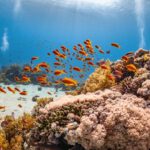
xmin=73 ymin=46 xmax=77 ymax=51
xmin=0 ymin=87 xmax=6 ymax=94
xmin=61 ymin=77 xmax=78 ymax=86
xmin=59 ymin=53 xmax=66 ymax=59
xmin=111 ymin=43 xmax=121 ymax=48
xmin=53 ymin=49 xmax=60 ymax=55
xmin=14 ymin=76 xmax=20 ymax=82
xmin=79 ymin=50 xmax=88 ymax=56
xmin=47 ymin=92 xmax=52 ymax=95
xmin=31 ymin=56 xmax=39 ymax=61
xmin=99 ymin=49 xmax=104 ymax=54
xmin=106 ymin=74 xmax=115 ymax=81
xmin=54 ymin=62 xmax=62 ymax=66
xmin=20 ymin=91 xmax=27 ymax=96
xmin=32 ymin=66 xmax=41 ymax=73
xmin=126 ymin=64 xmax=137 ymax=72
xmin=54 ymin=70 xmax=66 ymax=76
xmin=21 ymin=75 xmax=31 ymax=83
xmin=18 ymin=104 xmax=22 ymax=108
xmin=7 ymin=87 xmax=15 ymax=94
xmin=23 ymin=66 xmax=32 ymax=72
xmin=72 ymin=67 xmax=82 ymax=72
xmin=0 ymin=106 xmax=6 ymax=110
xmin=84 ymin=57 xmax=94 ymax=61
xmin=14 ymin=87 xmax=21 ymax=92
xmin=88 ymin=61 xmax=95 ymax=66
xmin=122 ymin=55 xmax=129 ymax=62
xmin=100 ymin=64 xmax=108 ymax=70
xmin=38 ymin=62 xmax=50 ymax=68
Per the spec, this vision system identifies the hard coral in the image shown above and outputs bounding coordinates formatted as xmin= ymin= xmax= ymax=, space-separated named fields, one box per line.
xmin=29 ymin=89 xmax=150 ymax=150
xmin=81 ymin=61 xmax=115 ymax=93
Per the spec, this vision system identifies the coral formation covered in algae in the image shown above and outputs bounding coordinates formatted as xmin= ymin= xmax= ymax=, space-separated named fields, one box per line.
xmin=0 ymin=49 xmax=150 ymax=150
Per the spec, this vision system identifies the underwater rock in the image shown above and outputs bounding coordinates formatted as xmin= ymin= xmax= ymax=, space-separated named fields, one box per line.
xmin=38 ymin=87 xmax=42 ymax=91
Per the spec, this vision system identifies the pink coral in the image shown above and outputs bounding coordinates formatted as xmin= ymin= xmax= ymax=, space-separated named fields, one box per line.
xmin=29 ymin=90 xmax=150 ymax=150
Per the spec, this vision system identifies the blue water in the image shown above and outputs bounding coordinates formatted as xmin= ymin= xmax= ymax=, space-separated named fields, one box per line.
xmin=0 ymin=0 xmax=150 ymax=68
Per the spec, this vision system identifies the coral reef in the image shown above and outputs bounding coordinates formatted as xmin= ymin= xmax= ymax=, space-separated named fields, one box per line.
xmin=0 ymin=113 xmax=35 ymax=150
xmin=29 ymin=90 xmax=150 ymax=150
xmin=27 ymin=49 xmax=150 ymax=150
xmin=0 ymin=49 xmax=150 ymax=150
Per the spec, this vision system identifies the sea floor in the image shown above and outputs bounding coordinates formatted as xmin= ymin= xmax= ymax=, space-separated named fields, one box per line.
xmin=0 ymin=83 xmax=65 ymax=119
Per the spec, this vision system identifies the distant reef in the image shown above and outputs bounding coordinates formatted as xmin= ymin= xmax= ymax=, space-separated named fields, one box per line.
xmin=0 ymin=49 xmax=150 ymax=150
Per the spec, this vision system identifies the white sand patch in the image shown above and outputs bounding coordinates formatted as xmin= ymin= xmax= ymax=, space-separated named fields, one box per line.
xmin=0 ymin=83 xmax=65 ymax=118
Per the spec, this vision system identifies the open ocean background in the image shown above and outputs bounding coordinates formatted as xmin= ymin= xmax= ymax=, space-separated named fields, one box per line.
xmin=0 ymin=0 xmax=150 ymax=69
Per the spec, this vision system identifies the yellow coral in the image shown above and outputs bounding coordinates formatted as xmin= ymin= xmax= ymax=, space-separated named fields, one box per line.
xmin=9 ymin=135 xmax=23 ymax=150
xmin=82 ymin=60 xmax=115 ymax=93
xmin=0 ymin=130 xmax=9 ymax=150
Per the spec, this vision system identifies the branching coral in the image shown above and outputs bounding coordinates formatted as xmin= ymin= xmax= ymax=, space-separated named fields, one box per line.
xmin=0 ymin=113 xmax=35 ymax=150
xmin=0 ymin=130 xmax=9 ymax=150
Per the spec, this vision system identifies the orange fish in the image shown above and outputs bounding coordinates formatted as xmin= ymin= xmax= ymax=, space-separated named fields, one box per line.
xmin=54 ymin=70 xmax=66 ymax=76
xmin=37 ymin=76 xmax=47 ymax=83
xmin=0 ymin=106 xmax=6 ymax=110
xmin=61 ymin=77 xmax=78 ymax=86
xmin=88 ymin=61 xmax=95 ymax=66
xmin=18 ymin=104 xmax=22 ymax=108
xmin=0 ymin=87 xmax=6 ymax=94
xmin=72 ymin=67 xmax=82 ymax=72
xmin=53 ymin=49 xmax=60 ymax=56
xmin=7 ymin=87 xmax=15 ymax=94
xmin=47 ymin=92 xmax=52 ymax=95
xmin=111 ymin=43 xmax=121 ymax=48
xmin=20 ymin=91 xmax=27 ymax=96
xmin=84 ymin=57 xmax=94 ymax=61
xmin=14 ymin=76 xmax=20 ymax=82
xmin=73 ymin=46 xmax=77 ymax=51
xmin=106 ymin=74 xmax=115 ymax=81
xmin=14 ymin=87 xmax=21 ymax=92
xmin=79 ymin=50 xmax=88 ymax=56
xmin=55 ymin=57 xmax=60 ymax=61
xmin=100 ymin=64 xmax=108 ymax=70
xmin=54 ymin=62 xmax=62 ymax=66
xmin=99 ymin=49 xmax=104 ymax=54
xmin=23 ymin=66 xmax=32 ymax=72
xmin=122 ymin=55 xmax=129 ymax=62
xmin=21 ymin=75 xmax=31 ymax=82
xmin=126 ymin=64 xmax=137 ymax=72
xmin=31 ymin=56 xmax=39 ymax=61
xmin=61 ymin=46 xmax=67 ymax=52
xmin=38 ymin=62 xmax=50 ymax=68
xmin=32 ymin=65 xmax=41 ymax=73
xmin=59 ymin=53 xmax=66 ymax=59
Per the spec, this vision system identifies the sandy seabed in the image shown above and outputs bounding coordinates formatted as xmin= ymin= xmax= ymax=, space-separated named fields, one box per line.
xmin=0 ymin=83 xmax=65 ymax=118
